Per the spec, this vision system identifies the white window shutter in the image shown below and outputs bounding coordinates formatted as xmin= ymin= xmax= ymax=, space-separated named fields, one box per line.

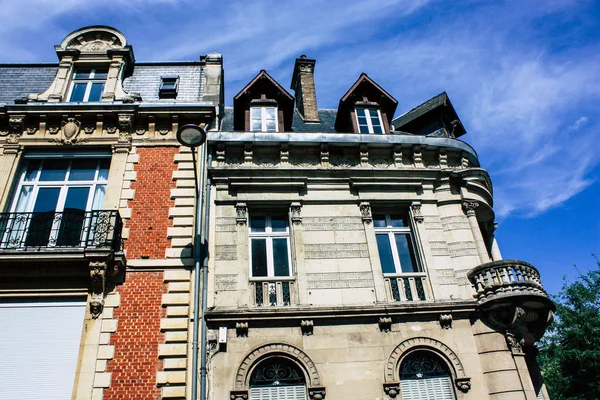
xmin=250 ymin=385 xmax=307 ymax=400
xmin=400 ymin=376 xmax=456 ymax=400
xmin=0 ymin=300 xmax=86 ymax=400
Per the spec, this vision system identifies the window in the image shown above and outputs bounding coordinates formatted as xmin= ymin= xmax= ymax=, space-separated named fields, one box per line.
xmin=399 ymin=351 xmax=456 ymax=400
xmin=68 ymin=68 xmax=108 ymax=102
xmin=250 ymin=106 xmax=278 ymax=132
xmin=2 ymin=156 xmax=110 ymax=248
xmin=249 ymin=357 xmax=307 ymax=400
xmin=356 ymin=107 xmax=384 ymax=134
xmin=159 ymin=76 xmax=179 ymax=98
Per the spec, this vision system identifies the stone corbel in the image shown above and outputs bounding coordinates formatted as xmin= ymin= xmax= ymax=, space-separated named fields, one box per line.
xmin=236 ymin=321 xmax=248 ymax=337
xmin=393 ymin=145 xmax=403 ymax=166
xmin=320 ymin=143 xmax=329 ymax=165
xmin=89 ymin=260 xmax=108 ymax=319
xmin=216 ymin=143 xmax=226 ymax=163
xmin=301 ymin=319 xmax=313 ymax=336
xmin=439 ymin=313 xmax=453 ymax=329
xmin=236 ymin=203 xmax=247 ymax=226
xmin=410 ymin=201 xmax=424 ymax=223
xmin=280 ymin=143 xmax=289 ymax=164
xmin=379 ymin=317 xmax=392 ymax=332
xmin=244 ymin=143 xmax=253 ymax=164
xmin=462 ymin=200 xmax=479 ymax=216
xmin=359 ymin=202 xmax=372 ymax=224
xmin=412 ymin=145 xmax=423 ymax=167
xmin=230 ymin=390 xmax=248 ymax=399
xmin=290 ymin=202 xmax=302 ymax=225
xmin=118 ymin=113 xmax=134 ymax=143
xmin=505 ymin=331 xmax=525 ymax=355
xmin=360 ymin=143 xmax=369 ymax=166
xmin=439 ymin=149 xmax=448 ymax=169
xmin=308 ymin=387 xmax=326 ymax=400
xmin=383 ymin=382 xmax=401 ymax=398
xmin=455 ymin=377 xmax=472 ymax=393
xmin=9 ymin=115 xmax=24 ymax=135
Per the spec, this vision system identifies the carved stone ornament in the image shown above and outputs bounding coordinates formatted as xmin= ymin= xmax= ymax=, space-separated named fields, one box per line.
xmin=236 ymin=321 xmax=248 ymax=337
xmin=383 ymin=383 xmax=401 ymax=398
xmin=455 ymin=377 xmax=472 ymax=393
xmin=8 ymin=116 xmax=24 ymax=134
xmin=25 ymin=126 xmax=37 ymax=135
xmin=439 ymin=313 xmax=453 ymax=329
xmin=6 ymin=134 xmax=20 ymax=144
xmin=48 ymin=126 xmax=60 ymax=135
xmin=62 ymin=118 xmax=81 ymax=140
xmin=106 ymin=126 xmax=117 ymax=134
xmin=379 ymin=316 xmax=392 ymax=332
xmin=290 ymin=202 xmax=302 ymax=225
xmin=118 ymin=114 xmax=133 ymax=143
xmin=308 ymin=386 xmax=326 ymax=400
xmin=230 ymin=390 xmax=248 ymax=400
xmin=83 ymin=126 xmax=95 ymax=134
xmin=236 ymin=203 xmax=248 ymax=226
xmin=505 ymin=332 xmax=525 ymax=354
xmin=462 ymin=200 xmax=479 ymax=215
xmin=359 ymin=202 xmax=372 ymax=224
xmin=301 ymin=319 xmax=314 ymax=336
xmin=89 ymin=261 xmax=107 ymax=319
xmin=411 ymin=201 xmax=424 ymax=223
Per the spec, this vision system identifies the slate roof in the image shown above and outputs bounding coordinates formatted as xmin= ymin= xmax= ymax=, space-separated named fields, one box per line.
xmin=0 ymin=62 xmax=206 ymax=104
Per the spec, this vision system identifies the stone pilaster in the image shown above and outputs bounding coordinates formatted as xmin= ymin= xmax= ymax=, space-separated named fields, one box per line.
xmin=462 ymin=201 xmax=490 ymax=263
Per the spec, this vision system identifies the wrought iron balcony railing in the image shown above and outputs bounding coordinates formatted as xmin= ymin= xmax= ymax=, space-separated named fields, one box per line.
xmin=251 ymin=278 xmax=295 ymax=307
xmin=467 ymin=260 xmax=548 ymax=305
xmin=0 ymin=210 xmax=123 ymax=252
xmin=384 ymin=273 xmax=429 ymax=302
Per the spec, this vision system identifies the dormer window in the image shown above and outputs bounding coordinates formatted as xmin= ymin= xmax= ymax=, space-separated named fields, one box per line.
xmin=356 ymin=107 xmax=383 ymax=134
xmin=159 ymin=76 xmax=179 ymax=98
xmin=69 ymin=68 xmax=108 ymax=102
xmin=250 ymin=106 xmax=278 ymax=132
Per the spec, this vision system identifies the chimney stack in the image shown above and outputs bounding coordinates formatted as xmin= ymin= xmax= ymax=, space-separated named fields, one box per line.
xmin=291 ymin=55 xmax=319 ymax=122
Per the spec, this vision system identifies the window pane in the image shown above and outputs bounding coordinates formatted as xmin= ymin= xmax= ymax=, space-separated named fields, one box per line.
xmin=92 ymin=185 xmax=106 ymax=210
xmin=359 ymin=124 xmax=371 ymax=134
xmin=356 ymin=108 xmax=366 ymax=117
xmin=372 ymin=124 xmax=383 ymax=134
xmin=250 ymin=216 xmax=266 ymax=232
xmin=265 ymin=120 xmax=277 ymax=132
xmin=273 ymin=238 xmax=290 ymax=276
xmin=69 ymin=83 xmax=87 ymax=102
xmin=369 ymin=108 xmax=379 ymax=117
xmin=264 ymin=107 xmax=276 ymax=119
xmin=32 ymin=187 xmax=61 ymax=213
xmin=395 ymin=234 xmax=419 ymax=273
xmin=390 ymin=214 xmax=409 ymax=227
xmin=98 ymin=159 xmax=110 ymax=181
xmin=251 ymin=108 xmax=261 ymax=118
xmin=88 ymin=83 xmax=104 ymax=101
xmin=251 ymin=239 xmax=268 ymax=277
xmin=24 ymin=160 xmax=41 ymax=181
xmin=251 ymin=120 xmax=262 ymax=131
xmin=162 ymin=80 xmax=176 ymax=90
xmin=39 ymin=160 xmax=69 ymax=181
xmin=74 ymin=69 xmax=92 ymax=79
xmin=69 ymin=159 xmax=97 ymax=181
xmin=270 ymin=216 xmax=287 ymax=232
xmin=64 ymin=187 xmax=90 ymax=211
xmin=93 ymin=69 xmax=108 ymax=79
xmin=373 ymin=215 xmax=387 ymax=228
xmin=376 ymin=233 xmax=396 ymax=274
xmin=357 ymin=116 xmax=368 ymax=125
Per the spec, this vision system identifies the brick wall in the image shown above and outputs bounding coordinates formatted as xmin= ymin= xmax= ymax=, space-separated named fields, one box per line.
xmin=125 ymin=146 xmax=179 ymax=259
xmin=104 ymin=271 xmax=166 ymax=400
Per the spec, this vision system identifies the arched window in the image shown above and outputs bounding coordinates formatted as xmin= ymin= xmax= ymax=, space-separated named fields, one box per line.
xmin=399 ymin=351 xmax=456 ymax=400
xmin=249 ymin=356 xmax=307 ymax=400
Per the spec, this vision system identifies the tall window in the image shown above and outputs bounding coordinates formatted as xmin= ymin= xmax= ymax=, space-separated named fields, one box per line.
xmin=69 ymin=68 xmax=108 ymax=102
xmin=250 ymin=106 xmax=278 ymax=132
xmin=399 ymin=351 xmax=456 ymax=400
xmin=356 ymin=107 xmax=383 ymax=134
xmin=249 ymin=214 xmax=291 ymax=278
xmin=249 ymin=357 xmax=307 ymax=400
xmin=3 ymin=156 xmax=110 ymax=248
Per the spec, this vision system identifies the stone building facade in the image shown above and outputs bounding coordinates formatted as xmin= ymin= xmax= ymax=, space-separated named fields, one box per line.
xmin=0 ymin=26 xmax=553 ymax=400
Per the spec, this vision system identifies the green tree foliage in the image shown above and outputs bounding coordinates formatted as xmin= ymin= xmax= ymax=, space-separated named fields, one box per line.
xmin=539 ymin=258 xmax=600 ymax=400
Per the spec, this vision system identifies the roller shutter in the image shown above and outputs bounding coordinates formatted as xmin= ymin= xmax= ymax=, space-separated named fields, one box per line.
xmin=250 ymin=385 xmax=307 ymax=400
xmin=400 ymin=376 xmax=456 ymax=400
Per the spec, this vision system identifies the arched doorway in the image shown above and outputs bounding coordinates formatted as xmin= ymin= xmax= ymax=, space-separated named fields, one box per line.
xmin=249 ymin=356 xmax=307 ymax=400
xmin=399 ymin=350 xmax=457 ymax=400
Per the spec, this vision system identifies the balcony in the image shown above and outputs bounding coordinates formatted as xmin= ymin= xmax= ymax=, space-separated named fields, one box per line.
xmin=250 ymin=278 xmax=295 ymax=307
xmin=385 ymin=273 xmax=430 ymax=302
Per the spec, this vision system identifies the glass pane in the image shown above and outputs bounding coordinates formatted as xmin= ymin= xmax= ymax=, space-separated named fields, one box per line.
xmin=251 ymin=120 xmax=262 ymax=131
xmin=162 ymin=80 xmax=176 ymax=89
xmin=88 ymin=83 xmax=104 ymax=101
xmin=273 ymin=238 xmax=290 ymax=276
xmin=356 ymin=108 xmax=366 ymax=117
xmin=63 ymin=187 xmax=90 ymax=211
xmin=270 ymin=215 xmax=287 ymax=232
xmin=251 ymin=108 xmax=261 ymax=118
xmin=250 ymin=216 xmax=266 ymax=232
xmin=372 ymin=124 xmax=383 ymax=134
xmin=93 ymin=69 xmax=108 ymax=79
xmin=357 ymin=116 xmax=368 ymax=125
xmin=69 ymin=159 xmax=97 ymax=181
xmin=369 ymin=108 xmax=379 ymax=117
xmin=14 ymin=186 xmax=33 ymax=212
xmin=373 ymin=215 xmax=387 ymax=228
xmin=265 ymin=107 xmax=276 ymax=119
xmin=39 ymin=160 xmax=69 ymax=181
xmin=74 ymin=69 xmax=92 ymax=79
xmin=265 ymin=120 xmax=277 ymax=132
xmin=376 ymin=233 xmax=396 ymax=274
xmin=26 ymin=187 xmax=60 ymax=247
xmin=92 ymin=185 xmax=106 ymax=210
xmin=98 ymin=159 xmax=110 ymax=181
xmin=390 ymin=214 xmax=408 ymax=227
xmin=32 ymin=188 xmax=60 ymax=213
xmin=395 ymin=234 xmax=419 ymax=273
xmin=359 ymin=124 xmax=370 ymax=134
xmin=24 ymin=160 xmax=40 ymax=181
xmin=58 ymin=187 xmax=89 ymax=246
xmin=251 ymin=239 xmax=268 ymax=277
xmin=69 ymin=83 xmax=87 ymax=102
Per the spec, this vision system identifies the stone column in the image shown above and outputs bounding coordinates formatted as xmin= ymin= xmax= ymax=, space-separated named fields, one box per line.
xmin=290 ymin=202 xmax=307 ymax=306
xmin=489 ymin=223 xmax=502 ymax=261
xmin=360 ymin=202 xmax=387 ymax=302
xmin=506 ymin=333 xmax=539 ymax=400
xmin=462 ymin=201 xmax=490 ymax=264
xmin=0 ymin=144 xmax=22 ymax=210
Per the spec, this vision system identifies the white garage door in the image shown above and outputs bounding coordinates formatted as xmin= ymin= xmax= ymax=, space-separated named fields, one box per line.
xmin=0 ymin=299 xmax=86 ymax=400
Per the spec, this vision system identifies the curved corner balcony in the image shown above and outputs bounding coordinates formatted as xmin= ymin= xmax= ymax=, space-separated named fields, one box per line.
xmin=467 ymin=260 xmax=553 ymax=309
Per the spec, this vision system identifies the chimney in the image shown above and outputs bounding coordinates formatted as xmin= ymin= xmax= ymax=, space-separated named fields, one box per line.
xmin=291 ymin=55 xmax=319 ymax=122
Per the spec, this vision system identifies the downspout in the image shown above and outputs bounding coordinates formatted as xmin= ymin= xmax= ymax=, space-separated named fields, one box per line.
xmin=191 ymin=131 xmax=208 ymax=400
xmin=199 ymin=149 xmax=212 ymax=400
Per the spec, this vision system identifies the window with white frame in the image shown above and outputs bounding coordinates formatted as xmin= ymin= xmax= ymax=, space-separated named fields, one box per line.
xmin=249 ymin=214 xmax=292 ymax=278
xmin=69 ymin=68 xmax=108 ymax=102
xmin=3 ymin=155 xmax=110 ymax=248
xmin=250 ymin=106 xmax=278 ymax=132
xmin=355 ymin=107 xmax=384 ymax=134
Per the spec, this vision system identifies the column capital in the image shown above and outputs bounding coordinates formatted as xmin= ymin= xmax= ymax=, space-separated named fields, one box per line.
xmin=462 ymin=200 xmax=479 ymax=215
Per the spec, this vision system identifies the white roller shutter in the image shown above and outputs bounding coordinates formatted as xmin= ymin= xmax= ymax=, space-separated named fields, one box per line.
xmin=400 ymin=376 xmax=456 ymax=400
xmin=250 ymin=385 xmax=307 ymax=400
xmin=0 ymin=299 xmax=86 ymax=400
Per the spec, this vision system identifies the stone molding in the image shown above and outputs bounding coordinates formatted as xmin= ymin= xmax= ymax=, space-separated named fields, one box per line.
xmin=234 ymin=343 xmax=321 ymax=389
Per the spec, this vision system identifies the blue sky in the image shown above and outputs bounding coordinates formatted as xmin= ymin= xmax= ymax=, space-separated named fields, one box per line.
xmin=1 ymin=0 xmax=599 ymax=295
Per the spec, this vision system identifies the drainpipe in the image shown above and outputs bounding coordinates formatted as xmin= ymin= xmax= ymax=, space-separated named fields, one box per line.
xmin=199 ymin=149 xmax=212 ymax=400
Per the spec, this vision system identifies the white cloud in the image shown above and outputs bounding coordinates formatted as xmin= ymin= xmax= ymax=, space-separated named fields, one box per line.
xmin=570 ymin=116 xmax=588 ymax=131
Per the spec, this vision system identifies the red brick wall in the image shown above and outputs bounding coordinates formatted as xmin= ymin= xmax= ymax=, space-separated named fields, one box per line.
xmin=125 ymin=146 xmax=179 ymax=259
xmin=104 ymin=272 xmax=166 ymax=400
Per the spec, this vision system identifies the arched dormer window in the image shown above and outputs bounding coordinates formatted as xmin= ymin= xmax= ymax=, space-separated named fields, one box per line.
xmin=249 ymin=356 xmax=307 ymax=400
xmin=399 ymin=350 xmax=456 ymax=400
xmin=233 ymin=70 xmax=294 ymax=132
xmin=335 ymin=73 xmax=397 ymax=134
